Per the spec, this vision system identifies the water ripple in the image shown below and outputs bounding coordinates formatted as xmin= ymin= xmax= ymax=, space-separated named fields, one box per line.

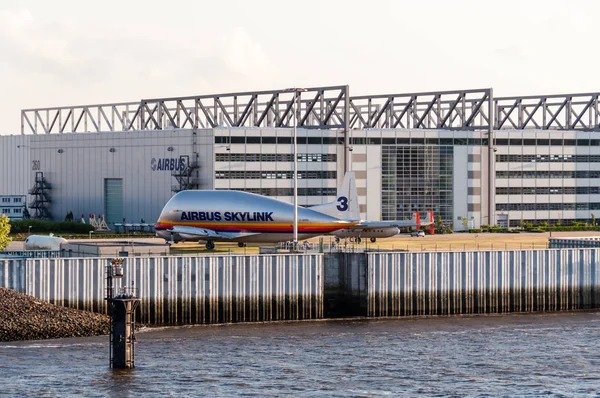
xmin=0 ymin=312 xmax=599 ymax=397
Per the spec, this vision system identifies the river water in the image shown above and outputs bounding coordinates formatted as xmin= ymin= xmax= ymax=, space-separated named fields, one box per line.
xmin=1 ymin=312 xmax=599 ymax=397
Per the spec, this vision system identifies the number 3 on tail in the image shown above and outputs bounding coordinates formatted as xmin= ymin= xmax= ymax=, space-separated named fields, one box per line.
xmin=336 ymin=196 xmax=349 ymax=211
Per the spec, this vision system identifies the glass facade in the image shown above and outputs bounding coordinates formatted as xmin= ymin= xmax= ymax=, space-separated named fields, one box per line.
xmin=382 ymin=145 xmax=453 ymax=223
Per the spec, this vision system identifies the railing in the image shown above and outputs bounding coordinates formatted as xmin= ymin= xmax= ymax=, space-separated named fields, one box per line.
xmin=0 ymin=250 xmax=61 ymax=258
xmin=114 ymin=286 xmax=138 ymax=299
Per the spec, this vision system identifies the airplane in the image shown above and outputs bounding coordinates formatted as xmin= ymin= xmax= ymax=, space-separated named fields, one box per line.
xmin=24 ymin=234 xmax=68 ymax=250
xmin=310 ymin=171 xmax=435 ymax=243
xmin=330 ymin=210 xmax=435 ymax=243
xmin=154 ymin=184 xmax=360 ymax=250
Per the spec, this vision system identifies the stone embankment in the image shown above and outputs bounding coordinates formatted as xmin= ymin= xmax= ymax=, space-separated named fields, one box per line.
xmin=0 ymin=287 xmax=110 ymax=342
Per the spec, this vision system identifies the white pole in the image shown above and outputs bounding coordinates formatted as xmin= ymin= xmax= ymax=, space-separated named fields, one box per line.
xmin=293 ymin=91 xmax=298 ymax=248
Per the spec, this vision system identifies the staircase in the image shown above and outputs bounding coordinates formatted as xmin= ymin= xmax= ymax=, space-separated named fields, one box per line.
xmin=28 ymin=172 xmax=52 ymax=219
xmin=171 ymin=155 xmax=200 ymax=193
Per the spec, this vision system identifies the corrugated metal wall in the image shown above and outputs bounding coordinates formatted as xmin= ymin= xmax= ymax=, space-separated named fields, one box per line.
xmin=367 ymin=249 xmax=600 ymax=317
xmin=10 ymin=254 xmax=324 ymax=325
xmin=4 ymin=249 xmax=599 ymax=325
xmin=549 ymin=238 xmax=600 ymax=249
xmin=0 ymin=259 xmax=26 ymax=291
xmin=24 ymin=128 xmax=215 ymax=224
xmin=0 ymin=135 xmax=30 ymax=196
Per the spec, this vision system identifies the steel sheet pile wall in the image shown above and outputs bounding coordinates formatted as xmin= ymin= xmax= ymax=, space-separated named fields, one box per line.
xmin=367 ymin=250 xmax=600 ymax=317
xmin=549 ymin=238 xmax=600 ymax=249
xmin=0 ymin=259 xmax=26 ymax=291
xmin=25 ymin=257 xmax=107 ymax=313
xmin=15 ymin=254 xmax=323 ymax=325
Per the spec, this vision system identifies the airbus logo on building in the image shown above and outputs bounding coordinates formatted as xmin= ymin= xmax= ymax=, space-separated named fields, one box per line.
xmin=151 ymin=157 xmax=186 ymax=171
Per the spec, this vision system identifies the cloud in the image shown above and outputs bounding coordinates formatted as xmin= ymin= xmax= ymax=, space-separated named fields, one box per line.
xmin=0 ymin=7 xmax=278 ymax=133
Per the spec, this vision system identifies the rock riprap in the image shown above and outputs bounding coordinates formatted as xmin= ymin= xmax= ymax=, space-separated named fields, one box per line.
xmin=0 ymin=287 xmax=110 ymax=342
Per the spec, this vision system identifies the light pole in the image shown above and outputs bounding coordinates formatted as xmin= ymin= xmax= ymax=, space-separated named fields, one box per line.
xmin=285 ymin=88 xmax=307 ymax=249
xmin=89 ymin=230 xmax=94 ymax=240
xmin=28 ymin=225 xmax=32 ymax=235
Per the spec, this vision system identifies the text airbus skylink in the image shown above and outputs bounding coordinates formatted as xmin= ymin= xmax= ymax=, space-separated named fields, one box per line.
xmin=180 ymin=211 xmax=275 ymax=222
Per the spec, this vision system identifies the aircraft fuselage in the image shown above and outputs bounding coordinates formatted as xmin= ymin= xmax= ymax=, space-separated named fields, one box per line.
xmin=155 ymin=190 xmax=357 ymax=244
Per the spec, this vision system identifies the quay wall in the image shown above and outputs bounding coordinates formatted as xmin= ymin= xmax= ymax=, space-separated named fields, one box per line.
xmin=1 ymin=249 xmax=599 ymax=325
xmin=1 ymin=254 xmax=323 ymax=324
xmin=367 ymin=250 xmax=599 ymax=317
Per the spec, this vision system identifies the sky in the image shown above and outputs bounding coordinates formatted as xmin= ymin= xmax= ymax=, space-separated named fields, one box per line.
xmin=0 ymin=0 xmax=598 ymax=134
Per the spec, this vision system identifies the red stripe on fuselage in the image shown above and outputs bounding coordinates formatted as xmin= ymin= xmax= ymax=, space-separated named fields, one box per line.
xmin=157 ymin=220 xmax=355 ymax=233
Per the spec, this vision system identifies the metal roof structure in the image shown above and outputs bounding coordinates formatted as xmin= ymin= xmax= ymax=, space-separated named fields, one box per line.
xmin=20 ymin=86 xmax=600 ymax=134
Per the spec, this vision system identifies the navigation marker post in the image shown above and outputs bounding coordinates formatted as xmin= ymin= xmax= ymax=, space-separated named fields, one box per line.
xmin=105 ymin=258 xmax=140 ymax=369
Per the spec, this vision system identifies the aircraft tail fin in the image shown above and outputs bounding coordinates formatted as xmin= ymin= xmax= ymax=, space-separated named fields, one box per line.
xmin=427 ymin=210 xmax=435 ymax=234
xmin=413 ymin=211 xmax=420 ymax=227
xmin=310 ymin=171 xmax=360 ymax=221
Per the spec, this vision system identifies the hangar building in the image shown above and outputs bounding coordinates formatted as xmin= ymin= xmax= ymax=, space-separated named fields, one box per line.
xmin=1 ymin=86 xmax=599 ymax=231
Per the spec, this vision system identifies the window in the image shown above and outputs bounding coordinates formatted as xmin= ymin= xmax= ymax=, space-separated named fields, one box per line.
xmin=217 ymin=187 xmax=338 ymax=196
xmin=1 ymin=198 xmax=9 ymax=203
xmin=217 ymin=170 xmax=336 ymax=180
xmin=13 ymin=208 xmax=21 ymax=213
xmin=215 ymin=136 xmax=230 ymax=144
xmin=496 ymin=202 xmax=592 ymax=211
xmin=2 ymin=209 xmax=9 ymax=214
xmin=13 ymin=197 xmax=21 ymax=203
xmin=215 ymin=153 xmax=336 ymax=163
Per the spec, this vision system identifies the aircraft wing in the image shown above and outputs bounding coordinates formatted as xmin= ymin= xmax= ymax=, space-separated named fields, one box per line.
xmin=354 ymin=210 xmax=435 ymax=229
xmin=352 ymin=216 xmax=434 ymax=230
xmin=169 ymin=225 xmax=260 ymax=240
xmin=352 ymin=220 xmax=419 ymax=229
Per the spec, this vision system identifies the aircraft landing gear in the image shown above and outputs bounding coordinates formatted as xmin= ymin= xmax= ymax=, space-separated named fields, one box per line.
xmin=370 ymin=237 xmax=377 ymax=243
xmin=356 ymin=237 xmax=362 ymax=244
xmin=238 ymin=242 xmax=246 ymax=248
xmin=335 ymin=237 xmax=340 ymax=243
xmin=206 ymin=241 xmax=215 ymax=250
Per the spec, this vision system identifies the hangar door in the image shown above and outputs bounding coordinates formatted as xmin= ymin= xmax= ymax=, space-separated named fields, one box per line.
xmin=104 ymin=178 xmax=123 ymax=226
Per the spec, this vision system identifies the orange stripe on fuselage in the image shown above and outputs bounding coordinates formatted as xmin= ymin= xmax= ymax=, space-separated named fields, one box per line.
xmin=157 ymin=219 xmax=357 ymax=233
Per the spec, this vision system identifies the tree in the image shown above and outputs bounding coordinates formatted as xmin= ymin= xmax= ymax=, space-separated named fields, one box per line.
xmin=0 ymin=214 xmax=12 ymax=251
xmin=461 ymin=217 xmax=469 ymax=230
xmin=592 ymin=213 xmax=596 ymax=227
xmin=435 ymin=214 xmax=443 ymax=229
